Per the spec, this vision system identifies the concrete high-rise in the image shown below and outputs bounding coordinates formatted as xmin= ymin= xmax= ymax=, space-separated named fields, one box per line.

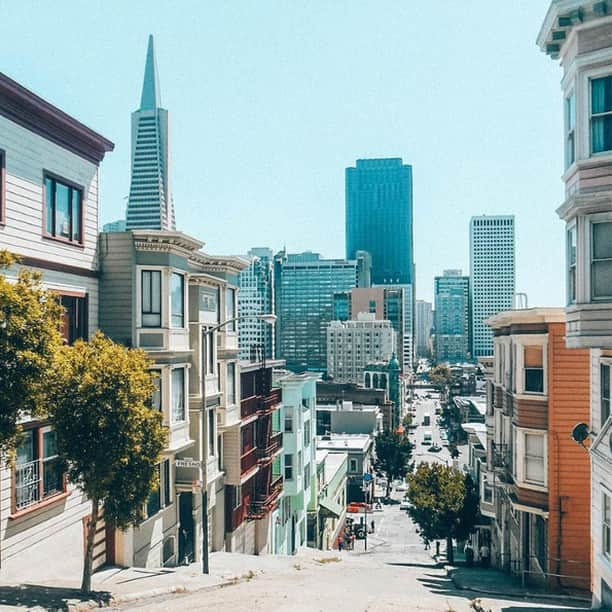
xmin=125 ymin=35 xmax=175 ymax=231
xmin=345 ymin=158 xmax=415 ymax=371
xmin=415 ymin=300 xmax=433 ymax=358
xmin=469 ymin=216 xmax=515 ymax=358
xmin=238 ymin=248 xmax=274 ymax=361
xmin=434 ymin=270 xmax=470 ymax=364
xmin=274 ymin=251 xmax=369 ymax=373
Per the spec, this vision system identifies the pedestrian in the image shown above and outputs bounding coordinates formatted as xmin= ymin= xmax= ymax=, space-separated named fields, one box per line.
xmin=370 ymin=519 xmax=375 ymax=533
xmin=464 ymin=542 xmax=474 ymax=567
xmin=424 ymin=538 xmax=430 ymax=550
xmin=435 ymin=541 xmax=440 ymax=557
xmin=479 ymin=543 xmax=490 ymax=568
xmin=337 ymin=536 xmax=344 ymax=551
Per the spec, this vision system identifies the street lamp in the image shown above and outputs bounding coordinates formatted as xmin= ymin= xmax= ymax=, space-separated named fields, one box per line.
xmin=199 ymin=312 xmax=276 ymax=574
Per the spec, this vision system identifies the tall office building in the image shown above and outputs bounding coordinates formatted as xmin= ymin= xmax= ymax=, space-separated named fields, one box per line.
xmin=274 ymin=251 xmax=369 ymax=373
xmin=332 ymin=287 xmax=404 ymax=370
xmin=238 ymin=248 xmax=274 ymax=361
xmin=125 ymin=35 xmax=175 ymax=231
xmin=433 ymin=270 xmax=470 ymax=364
xmin=415 ymin=300 xmax=433 ymax=358
xmin=470 ymin=216 xmax=515 ymax=358
xmin=345 ymin=158 xmax=415 ymax=371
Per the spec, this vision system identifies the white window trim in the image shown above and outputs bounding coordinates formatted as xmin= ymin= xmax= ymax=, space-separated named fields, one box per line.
xmin=512 ymin=334 xmax=548 ymax=397
xmin=170 ymin=365 xmax=188 ymax=425
xmin=514 ymin=427 xmax=548 ymax=492
xmin=136 ymin=265 xmax=167 ymax=329
xmin=602 ymin=483 xmax=612 ymax=560
xmin=586 ymin=212 xmax=612 ymax=302
xmin=567 ymin=219 xmax=577 ymax=306
xmin=577 ymin=64 xmax=612 ymax=162
xmin=169 ymin=271 xmax=187 ymax=330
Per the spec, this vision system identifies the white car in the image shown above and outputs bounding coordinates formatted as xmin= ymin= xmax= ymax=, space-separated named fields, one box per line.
xmin=399 ymin=499 xmax=412 ymax=511
xmin=394 ymin=482 xmax=408 ymax=492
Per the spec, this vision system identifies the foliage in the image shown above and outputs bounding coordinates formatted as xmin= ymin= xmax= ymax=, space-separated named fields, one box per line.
xmin=374 ymin=429 xmax=413 ymax=497
xmin=50 ymin=332 xmax=167 ymax=591
xmin=429 ymin=364 xmax=452 ymax=388
xmin=407 ymin=463 xmax=479 ymax=563
xmin=0 ymin=250 xmax=63 ymax=454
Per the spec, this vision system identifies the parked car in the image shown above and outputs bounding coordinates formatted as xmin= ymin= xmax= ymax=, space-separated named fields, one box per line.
xmin=422 ymin=430 xmax=433 ymax=445
xmin=347 ymin=502 xmax=372 ymax=513
xmin=399 ymin=498 xmax=412 ymax=511
xmin=428 ymin=444 xmax=442 ymax=453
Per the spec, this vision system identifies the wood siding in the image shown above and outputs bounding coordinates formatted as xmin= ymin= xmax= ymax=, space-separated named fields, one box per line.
xmin=0 ymin=114 xmax=99 ymax=271
xmin=514 ymin=485 xmax=548 ymax=510
xmin=547 ymin=322 xmax=591 ymax=588
xmin=513 ymin=397 xmax=548 ymax=430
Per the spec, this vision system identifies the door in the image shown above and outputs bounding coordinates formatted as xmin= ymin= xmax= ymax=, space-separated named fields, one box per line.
xmin=178 ymin=492 xmax=195 ymax=565
xmin=291 ymin=515 xmax=296 ymax=555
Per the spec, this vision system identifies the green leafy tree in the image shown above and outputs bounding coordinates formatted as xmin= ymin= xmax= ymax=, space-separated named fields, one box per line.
xmin=429 ymin=364 xmax=452 ymax=389
xmin=0 ymin=251 xmax=63 ymax=454
xmin=50 ymin=333 xmax=167 ymax=592
xmin=407 ymin=463 xmax=479 ymax=564
xmin=374 ymin=429 xmax=413 ymax=498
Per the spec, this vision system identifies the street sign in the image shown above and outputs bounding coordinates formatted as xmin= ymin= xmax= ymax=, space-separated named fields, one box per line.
xmin=175 ymin=458 xmax=202 ymax=469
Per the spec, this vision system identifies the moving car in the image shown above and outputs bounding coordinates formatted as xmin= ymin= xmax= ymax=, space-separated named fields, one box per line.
xmin=428 ymin=444 xmax=442 ymax=453
xmin=399 ymin=498 xmax=412 ymax=511
xmin=422 ymin=430 xmax=433 ymax=445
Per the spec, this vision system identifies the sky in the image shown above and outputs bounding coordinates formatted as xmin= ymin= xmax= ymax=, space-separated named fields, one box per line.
xmin=1 ymin=1 xmax=562 ymax=305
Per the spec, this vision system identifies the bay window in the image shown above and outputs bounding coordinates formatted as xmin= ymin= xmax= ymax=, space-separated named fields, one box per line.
xmin=566 ymin=93 xmax=575 ymax=167
xmin=226 ymin=363 xmax=236 ymax=405
xmin=591 ymin=221 xmax=612 ymax=300
xmin=604 ymin=492 xmax=611 ymax=558
xmin=44 ymin=174 xmax=82 ymax=244
xmin=59 ymin=295 xmax=88 ymax=344
xmin=567 ymin=226 xmax=576 ymax=304
xmin=225 ymin=288 xmax=236 ymax=332
xmin=151 ymin=369 xmax=162 ymax=411
xmin=171 ymin=368 xmax=185 ymax=422
xmin=285 ymin=454 xmax=293 ymax=480
xmin=524 ymin=433 xmax=545 ymax=485
xmin=141 ymin=270 xmax=162 ymax=327
xmin=524 ymin=345 xmax=544 ymax=394
xmin=170 ymin=272 xmax=185 ymax=328
xmin=591 ymin=76 xmax=612 ymax=154
xmin=14 ymin=426 xmax=64 ymax=512
xmin=602 ymin=363 xmax=611 ymax=426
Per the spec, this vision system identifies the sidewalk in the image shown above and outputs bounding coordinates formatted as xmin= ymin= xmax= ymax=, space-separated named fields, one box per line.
xmin=447 ymin=565 xmax=591 ymax=606
xmin=0 ymin=549 xmax=339 ymax=611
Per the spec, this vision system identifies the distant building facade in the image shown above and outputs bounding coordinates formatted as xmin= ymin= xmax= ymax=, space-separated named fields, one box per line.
xmin=125 ymin=36 xmax=175 ymax=231
xmin=102 ymin=219 xmax=127 ymax=233
xmin=469 ymin=216 xmax=515 ymax=358
xmin=415 ymin=299 xmax=433 ymax=358
xmin=274 ymin=251 xmax=369 ymax=373
xmin=238 ymin=247 xmax=274 ymax=361
xmin=364 ymin=355 xmax=403 ymax=428
xmin=434 ymin=270 xmax=471 ymax=364
xmin=327 ymin=313 xmax=396 ymax=384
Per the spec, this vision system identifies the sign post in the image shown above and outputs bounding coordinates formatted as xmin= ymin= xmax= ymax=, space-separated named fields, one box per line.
xmin=362 ymin=473 xmax=373 ymax=552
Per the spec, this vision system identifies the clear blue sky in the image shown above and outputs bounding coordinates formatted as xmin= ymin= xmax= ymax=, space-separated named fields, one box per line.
xmin=2 ymin=1 xmax=562 ymax=305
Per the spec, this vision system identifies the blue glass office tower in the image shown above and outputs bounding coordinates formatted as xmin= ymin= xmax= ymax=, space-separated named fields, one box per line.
xmin=346 ymin=158 xmax=414 ymax=369
xmin=346 ymin=158 xmax=413 ymax=285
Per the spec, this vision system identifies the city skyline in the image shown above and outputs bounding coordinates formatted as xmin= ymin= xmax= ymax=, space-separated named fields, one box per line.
xmin=0 ymin=1 xmax=562 ymax=307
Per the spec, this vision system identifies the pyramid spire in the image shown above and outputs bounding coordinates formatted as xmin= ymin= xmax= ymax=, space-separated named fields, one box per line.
xmin=140 ymin=35 xmax=161 ymax=110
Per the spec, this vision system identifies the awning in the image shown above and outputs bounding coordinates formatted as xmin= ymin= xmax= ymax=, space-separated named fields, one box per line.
xmin=319 ymin=497 xmax=343 ymax=519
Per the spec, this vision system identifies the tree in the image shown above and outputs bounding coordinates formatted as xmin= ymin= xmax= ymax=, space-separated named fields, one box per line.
xmin=0 ymin=251 xmax=63 ymax=454
xmin=374 ymin=429 xmax=413 ymax=498
xmin=406 ymin=463 xmax=479 ymax=564
xmin=50 ymin=333 xmax=167 ymax=592
xmin=429 ymin=364 xmax=452 ymax=389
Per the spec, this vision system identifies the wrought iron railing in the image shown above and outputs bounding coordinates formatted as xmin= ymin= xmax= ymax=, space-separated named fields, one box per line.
xmin=15 ymin=460 xmax=41 ymax=510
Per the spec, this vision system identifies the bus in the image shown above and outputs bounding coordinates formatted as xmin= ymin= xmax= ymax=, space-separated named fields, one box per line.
xmin=422 ymin=413 xmax=431 ymax=426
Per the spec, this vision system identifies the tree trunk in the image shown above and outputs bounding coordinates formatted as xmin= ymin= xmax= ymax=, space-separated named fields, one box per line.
xmin=446 ymin=535 xmax=454 ymax=565
xmin=386 ymin=480 xmax=391 ymax=498
xmin=81 ymin=497 xmax=99 ymax=592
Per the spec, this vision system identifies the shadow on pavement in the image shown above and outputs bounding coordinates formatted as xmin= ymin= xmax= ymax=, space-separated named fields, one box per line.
xmin=0 ymin=584 xmax=111 ymax=611
xmin=386 ymin=561 xmax=443 ymax=570
xmin=500 ymin=608 xmax=588 ymax=612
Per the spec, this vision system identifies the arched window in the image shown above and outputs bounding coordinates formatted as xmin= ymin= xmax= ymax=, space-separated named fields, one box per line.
xmin=380 ymin=374 xmax=387 ymax=389
xmin=373 ymin=374 xmax=379 ymax=389
xmin=365 ymin=372 xmax=371 ymax=387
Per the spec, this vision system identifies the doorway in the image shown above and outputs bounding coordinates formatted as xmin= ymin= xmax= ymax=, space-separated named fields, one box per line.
xmin=178 ymin=492 xmax=194 ymax=565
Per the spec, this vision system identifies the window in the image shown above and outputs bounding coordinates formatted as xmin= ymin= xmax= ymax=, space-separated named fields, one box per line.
xmin=151 ymin=369 xmax=162 ymax=411
xmin=566 ymin=93 xmax=575 ymax=167
xmin=208 ymin=409 xmax=215 ymax=456
xmin=59 ymin=295 xmax=88 ymax=343
xmin=226 ymin=288 xmax=236 ymax=332
xmin=142 ymin=270 xmax=162 ymax=327
xmin=0 ymin=150 xmax=5 ymax=225
xmin=604 ymin=492 xmax=611 ymax=557
xmin=146 ymin=464 xmax=162 ymax=518
xmin=602 ymin=363 xmax=611 ymax=425
xmin=285 ymin=411 xmax=293 ymax=433
xmin=567 ymin=226 xmax=577 ymax=304
xmin=163 ymin=459 xmax=171 ymax=508
xmin=304 ymin=463 xmax=310 ymax=487
xmin=226 ymin=363 xmax=236 ymax=406
xmin=524 ymin=346 xmax=544 ymax=394
xmin=205 ymin=331 xmax=215 ymax=375
xmin=591 ymin=221 xmax=612 ymax=300
xmin=14 ymin=426 xmax=64 ymax=512
xmin=349 ymin=458 xmax=358 ymax=473
xmin=298 ymin=451 xmax=302 ymax=473
xmin=592 ymin=77 xmax=612 ymax=154
xmin=483 ymin=481 xmax=493 ymax=504
xmin=285 ymin=454 xmax=293 ymax=480
xmin=524 ymin=433 xmax=545 ymax=485
xmin=171 ymin=368 xmax=185 ymax=422
xmin=44 ymin=175 xmax=82 ymax=243
xmin=304 ymin=420 xmax=311 ymax=446
xmin=170 ymin=273 xmax=185 ymax=328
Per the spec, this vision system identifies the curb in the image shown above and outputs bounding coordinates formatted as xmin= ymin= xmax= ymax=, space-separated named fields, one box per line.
xmin=445 ymin=566 xmax=591 ymax=605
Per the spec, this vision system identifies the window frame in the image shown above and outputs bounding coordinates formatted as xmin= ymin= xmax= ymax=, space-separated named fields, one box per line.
xmin=513 ymin=336 xmax=548 ymax=397
xmin=567 ymin=222 xmax=577 ymax=305
xmin=566 ymin=91 xmax=576 ymax=168
xmin=285 ymin=454 xmax=294 ymax=480
xmin=141 ymin=270 xmax=162 ymax=328
xmin=170 ymin=272 xmax=185 ymax=329
xmin=590 ymin=75 xmax=612 ymax=155
xmin=602 ymin=361 xmax=611 ymax=427
xmin=150 ymin=368 xmax=162 ymax=412
xmin=226 ymin=362 xmax=236 ymax=406
xmin=285 ymin=410 xmax=293 ymax=433
xmin=604 ymin=490 xmax=611 ymax=558
xmin=514 ymin=427 xmax=547 ymax=490
xmin=170 ymin=367 xmax=186 ymax=424
xmin=225 ymin=287 xmax=237 ymax=332
xmin=42 ymin=171 xmax=84 ymax=246
xmin=590 ymin=219 xmax=612 ymax=302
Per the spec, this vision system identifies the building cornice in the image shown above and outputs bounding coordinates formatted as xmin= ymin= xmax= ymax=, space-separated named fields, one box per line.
xmin=190 ymin=252 xmax=250 ymax=274
xmin=0 ymin=72 xmax=114 ymax=164
xmin=485 ymin=308 xmax=565 ymax=329
xmin=132 ymin=230 xmax=204 ymax=258
xmin=556 ymin=187 xmax=612 ymax=220
xmin=188 ymin=272 xmax=226 ymax=288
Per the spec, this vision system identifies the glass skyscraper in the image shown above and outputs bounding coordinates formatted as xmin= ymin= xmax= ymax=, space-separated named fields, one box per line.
xmin=274 ymin=251 xmax=366 ymax=373
xmin=345 ymin=158 xmax=414 ymax=285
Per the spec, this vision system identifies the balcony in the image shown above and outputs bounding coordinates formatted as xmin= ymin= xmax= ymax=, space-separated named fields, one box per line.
xmin=491 ymin=443 xmax=511 ymax=471
xmin=259 ymin=388 xmax=282 ymax=415
xmin=257 ymin=431 xmax=283 ymax=462
xmin=247 ymin=475 xmax=283 ymax=519
xmin=241 ymin=395 xmax=260 ymax=420
xmin=240 ymin=447 xmax=258 ymax=476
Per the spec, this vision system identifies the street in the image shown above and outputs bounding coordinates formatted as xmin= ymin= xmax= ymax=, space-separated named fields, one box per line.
xmin=120 ymin=490 xmax=587 ymax=612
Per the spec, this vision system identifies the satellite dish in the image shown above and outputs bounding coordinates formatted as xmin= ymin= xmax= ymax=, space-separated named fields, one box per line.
xmin=571 ymin=422 xmax=591 ymax=445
